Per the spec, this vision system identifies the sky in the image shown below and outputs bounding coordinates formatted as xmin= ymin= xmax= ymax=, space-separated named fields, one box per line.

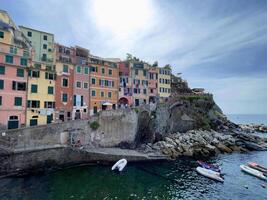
xmin=1 ymin=0 xmax=267 ymax=114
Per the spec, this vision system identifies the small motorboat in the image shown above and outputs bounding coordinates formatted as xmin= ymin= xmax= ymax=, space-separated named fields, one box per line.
xmin=240 ymin=165 xmax=267 ymax=181
xmin=111 ymin=159 xmax=127 ymax=172
xmin=196 ymin=167 xmax=224 ymax=182
xmin=248 ymin=162 xmax=267 ymax=174
xmin=197 ymin=160 xmax=221 ymax=173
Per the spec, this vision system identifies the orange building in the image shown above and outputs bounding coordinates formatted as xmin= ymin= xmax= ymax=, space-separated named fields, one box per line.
xmin=89 ymin=55 xmax=119 ymax=115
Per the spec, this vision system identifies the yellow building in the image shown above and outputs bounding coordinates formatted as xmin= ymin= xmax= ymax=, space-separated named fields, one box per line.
xmin=157 ymin=66 xmax=171 ymax=99
xmin=26 ymin=62 xmax=56 ymax=126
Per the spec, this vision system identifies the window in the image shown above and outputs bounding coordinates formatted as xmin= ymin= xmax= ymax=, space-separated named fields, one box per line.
xmin=27 ymin=31 xmax=32 ymax=37
xmin=73 ymin=95 xmax=76 ymax=106
xmin=61 ymin=93 xmax=68 ymax=102
xmin=42 ymin=54 xmax=47 ymax=61
xmin=91 ymin=90 xmax=96 ymax=96
xmin=14 ymin=97 xmax=22 ymax=106
xmin=29 ymin=70 xmax=40 ymax=78
xmin=44 ymin=101 xmax=55 ymax=108
xmin=48 ymin=86 xmax=54 ymax=94
xmin=108 ymin=92 xmax=112 ymax=98
xmin=0 ymin=80 xmax=4 ymax=89
xmin=27 ymin=100 xmax=40 ymax=108
xmin=108 ymin=69 xmax=112 ymax=75
xmin=43 ymin=35 xmax=47 ymax=40
xmin=20 ymin=58 xmax=27 ymax=66
xmin=43 ymin=44 xmax=47 ymax=49
xmin=84 ymin=82 xmax=88 ymax=89
xmin=0 ymin=96 xmax=2 ymax=105
xmin=12 ymin=81 xmax=26 ymax=91
xmin=0 ymin=31 xmax=4 ymax=38
xmin=101 ymin=68 xmax=105 ymax=74
xmin=34 ymin=63 xmax=41 ymax=69
xmin=31 ymin=84 xmax=38 ymax=93
xmin=101 ymin=91 xmax=104 ymax=97
xmin=45 ymin=72 xmax=56 ymax=80
xmin=17 ymin=69 xmax=24 ymax=77
xmin=76 ymin=66 xmax=81 ymax=73
xmin=23 ymin=50 xmax=29 ymax=57
xmin=76 ymin=81 xmax=81 ymax=88
xmin=5 ymin=55 xmax=13 ymax=64
xmin=90 ymin=66 xmax=98 ymax=72
xmin=135 ymin=69 xmax=138 ymax=75
xmin=91 ymin=78 xmax=96 ymax=85
xmin=143 ymin=89 xmax=147 ymax=94
xmin=84 ymin=66 xmax=89 ymax=74
xmin=0 ymin=66 xmax=5 ymax=75
xmin=10 ymin=46 xmax=17 ymax=54
xmin=143 ymin=70 xmax=147 ymax=76
xmin=63 ymin=65 xmax=69 ymax=73
xmin=62 ymin=78 xmax=68 ymax=87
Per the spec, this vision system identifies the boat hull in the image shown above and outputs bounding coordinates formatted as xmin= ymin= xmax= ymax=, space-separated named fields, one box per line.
xmin=240 ymin=165 xmax=267 ymax=181
xmin=196 ymin=167 xmax=224 ymax=182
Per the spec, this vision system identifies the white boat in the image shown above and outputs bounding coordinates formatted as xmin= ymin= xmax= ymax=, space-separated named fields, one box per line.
xmin=196 ymin=167 xmax=224 ymax=182
xmin=111 ymin=159 xmax=127 ymax=172
xmin=240 ymin=165 xmax=267 ymax=181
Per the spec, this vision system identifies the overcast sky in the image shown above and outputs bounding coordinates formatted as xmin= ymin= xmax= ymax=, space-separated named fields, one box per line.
xmin=2 ymin=0 xmax=267 ymax=114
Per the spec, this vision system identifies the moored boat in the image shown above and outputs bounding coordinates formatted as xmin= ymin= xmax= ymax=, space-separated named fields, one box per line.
xmin=196 ymin=167 xmax=224 ymax=182
xmin=197 ymin=161 xmax=221 ymax=172
xmin=248 ymin=162 xmax=267 ymax=174
xmin=111 ymin=159 xmax=127 ymax=172
xmin=240 ymin=165 xmax=267 ymax=181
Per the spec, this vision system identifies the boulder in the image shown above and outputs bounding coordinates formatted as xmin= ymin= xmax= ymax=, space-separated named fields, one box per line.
xmin=215 ymin=143 xmax=233 ymax=153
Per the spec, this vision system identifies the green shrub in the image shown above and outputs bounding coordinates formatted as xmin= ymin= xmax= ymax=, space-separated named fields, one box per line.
xmin=90 ymin=121 xmax=100 ymax=130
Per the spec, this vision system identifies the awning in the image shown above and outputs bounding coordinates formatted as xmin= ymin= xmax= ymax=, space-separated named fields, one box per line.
xmin=103 ymin=102 xmax=112 ymax=106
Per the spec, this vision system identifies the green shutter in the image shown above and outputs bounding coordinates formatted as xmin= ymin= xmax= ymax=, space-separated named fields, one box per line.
xmin=0 ymin=31 xmax=4 ymax=38
xmin=84 ymin=67 xmax=89 ymax=74
xmin=48 ymin=86 xmax=54 ymax=94
xmin=20 ymin=58 xmax=27 ymax=66
xmin=14 ymin=97 xmax=22 ymax=106
xmin=27 ymin=100 xmax=30 ymax=107
xmin=0 ymin=66 xmax=5 ymax=74
xmin=0 ymin=80 xmax=4 ymax=89
xmin=31 ymin=84 xmax=38 ymax=93
xmin=5 ymin=55 xmax=13 ymax=64
xmin=17 ymin=69 xmax=24 ymax=77
xmin=0 ymin=96 xmax=2 ymax=105
xmin=63 ymin=65 xmax=68 ymax=73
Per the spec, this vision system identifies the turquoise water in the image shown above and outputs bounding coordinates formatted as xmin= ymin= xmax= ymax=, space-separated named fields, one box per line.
xmin=1 ymin=151 xmax=267 ymax=200
xmin=227 ymin=114 xmax=267 ymax=125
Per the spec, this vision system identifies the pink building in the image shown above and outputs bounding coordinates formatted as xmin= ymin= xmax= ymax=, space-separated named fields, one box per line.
xmin=0 ymin=42 xmax=32 ymax=129
xmin=73 ymin=46 xmax=90 ymax=119
xmin=118 ymin=61 xmax=133 ymax=106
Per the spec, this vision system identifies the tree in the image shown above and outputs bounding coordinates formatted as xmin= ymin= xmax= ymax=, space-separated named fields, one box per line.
xmin=164 ymin=64 xmax=172 ymax=70
xmin=126 ymin=53 xmax=133 ymax=61
xmin=152 ymin=61 xmax=158 ymax=67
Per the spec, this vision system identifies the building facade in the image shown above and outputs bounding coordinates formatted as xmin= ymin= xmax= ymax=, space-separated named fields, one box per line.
xmin=148 ymin=66 xmax=158 ymax=103
xmin=130 ymin=61 xmax=149 ymax=106
xmin=0 ymin=10 xmax=32 ymax=129
xmin=158 ymin=66 xmax=171 ymax=100
xmin=54 ymin=43 xmax=75 ymax=122
xmin=20 ymin=26 xmax=56 ymax=126
xmin=118 ymin=61 xmax=133 ymax=106
xmin=89 ymin=55 xmax=119 ymax=115
xmin=73 ymin=46 xmax=90 ymax=119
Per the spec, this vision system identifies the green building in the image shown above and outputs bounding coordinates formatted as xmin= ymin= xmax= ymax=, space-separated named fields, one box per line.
xmin=19 ymin=26 xmax=54 ymax=63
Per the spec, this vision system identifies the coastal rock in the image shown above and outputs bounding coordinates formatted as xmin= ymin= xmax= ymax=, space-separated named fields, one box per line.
xmin=215 ymin=143 xmax=233 ymax=153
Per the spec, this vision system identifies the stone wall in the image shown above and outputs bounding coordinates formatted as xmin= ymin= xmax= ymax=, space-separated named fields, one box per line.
xmin=0 ymin=109 xmax=138 ymax=152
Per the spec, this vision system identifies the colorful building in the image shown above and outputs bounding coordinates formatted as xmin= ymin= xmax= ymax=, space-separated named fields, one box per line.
xmin=0 ymin=10 xmax=32 ymax=129
xmin=158 ymin=66 xmax=171 ymax=100
xmin=148 ymin=66 xmax=158 ymax=103
xmin=73 ymin=46 xmax=90 ymax=119
xmin=118 ymin=61 xmax=133 ymax=106
xmin=54 ymin=43 xmax=75 ymax=122
xmin=89 ymin=55 xmax=119 ymax=115
xmin=129 ymin=61 xmax=150 ymax=106
xmin=19 ymin=26 xmax=56 ymax=126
